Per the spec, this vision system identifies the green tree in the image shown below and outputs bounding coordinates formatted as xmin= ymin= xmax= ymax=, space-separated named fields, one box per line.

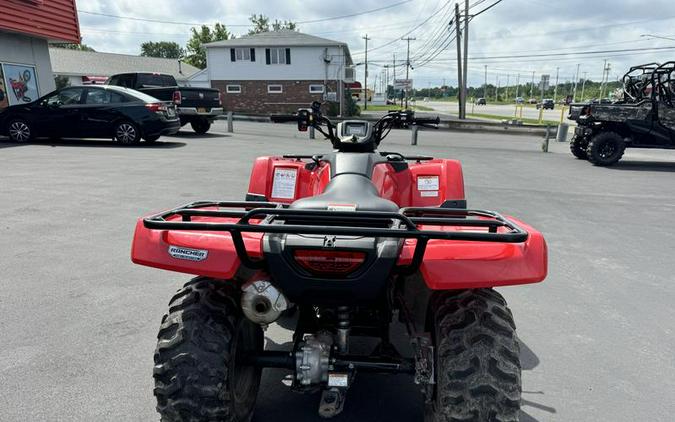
xmin=51 ymin=43 xmax=96 ymax=52
xmin=248 ymin=14 xmax=297 ymax=35
xmin=185 ymin=23 xmax=232 ymax=69
xmin=140 ymin=41 xmax=184 ymax=59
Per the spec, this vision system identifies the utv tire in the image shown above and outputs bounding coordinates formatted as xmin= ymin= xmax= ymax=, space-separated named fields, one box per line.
xmin=569 ymin=136 xmax=588 ymax=159
xmin=586 ymin=131 xmax=625 ymax=166
xmin=113 ymin=121 xmax=141 ymax=145
xmin=7 ymin=119 xmax=32 ymax=143
xmin=191 ymin=119 xmax=211 ymax=134
xmin=153 ymin=277 xmax=263 ymax=422
xmin=426 ymin=289 xmax=521 ymax=422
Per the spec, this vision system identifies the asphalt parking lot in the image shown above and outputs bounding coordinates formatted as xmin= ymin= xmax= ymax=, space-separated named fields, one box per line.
xmin=2 ymin=120 xmax=675 ymax=421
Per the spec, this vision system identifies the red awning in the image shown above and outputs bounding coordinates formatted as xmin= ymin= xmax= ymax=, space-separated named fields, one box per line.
xmin=82 ymin=76 xmax=108 ymax=85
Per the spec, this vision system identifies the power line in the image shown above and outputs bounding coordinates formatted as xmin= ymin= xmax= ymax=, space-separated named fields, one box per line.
xmin=78 ymin=0 xmax=413 ymax=27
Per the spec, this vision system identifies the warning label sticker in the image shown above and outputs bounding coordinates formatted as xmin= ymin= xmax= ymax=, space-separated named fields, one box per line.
xmin=327 ymin=203 xmax=357 ymax=211
xmin=417 ymin=175 xmax=439 ymax=191
xmin=271 ymin=168 xmax=297 ymax=199
xmin=420 ymin=191 xmax=439 ymax=197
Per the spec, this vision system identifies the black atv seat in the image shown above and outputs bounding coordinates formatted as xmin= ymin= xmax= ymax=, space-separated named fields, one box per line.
xmin=290 ymin=174 xmax=399 ymax=212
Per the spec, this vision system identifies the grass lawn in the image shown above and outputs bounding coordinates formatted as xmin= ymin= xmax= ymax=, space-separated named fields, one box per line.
xmin=363 ymin=104 xmax=435 ymax=112
xmin=467 ymin=112 xmax=560 ymax=126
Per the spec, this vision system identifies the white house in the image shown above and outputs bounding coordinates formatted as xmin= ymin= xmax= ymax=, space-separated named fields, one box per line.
xmin=203 ymin=30 xmax=353 ymax=114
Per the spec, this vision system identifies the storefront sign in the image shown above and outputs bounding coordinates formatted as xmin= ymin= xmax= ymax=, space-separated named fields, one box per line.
xmin=3 ymin=63 xmax=39 ymax=105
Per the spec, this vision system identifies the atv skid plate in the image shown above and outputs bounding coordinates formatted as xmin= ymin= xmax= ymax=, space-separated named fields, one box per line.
xmin=132 ymin=201 xmax=547 ymax=289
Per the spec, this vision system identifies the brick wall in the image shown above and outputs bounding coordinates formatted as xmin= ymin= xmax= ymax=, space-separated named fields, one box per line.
xmin=212 ymin=80 xmax=337 ymax=114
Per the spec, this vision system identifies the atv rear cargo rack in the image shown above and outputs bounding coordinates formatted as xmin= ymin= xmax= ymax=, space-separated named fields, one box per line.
xmin=143 ymin=201 xmax=529 ymax=273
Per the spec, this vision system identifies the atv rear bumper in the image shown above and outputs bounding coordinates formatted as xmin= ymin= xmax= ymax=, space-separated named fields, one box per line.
xmin=131 ymin=201 xmax=547 ymax=289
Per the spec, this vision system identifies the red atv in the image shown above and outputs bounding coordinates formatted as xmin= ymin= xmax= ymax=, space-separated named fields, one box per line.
xmin=131 ymin=103 xmax=547 ymax=421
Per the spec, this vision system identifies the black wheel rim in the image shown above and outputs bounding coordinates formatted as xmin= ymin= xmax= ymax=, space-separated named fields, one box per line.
xmin=9 ymin=121 xmax=30 ymax=142
xmin=598 ymin=141 xmax=617 ymax=159
xmin=116 ymin=123 xmax=136 ymax=143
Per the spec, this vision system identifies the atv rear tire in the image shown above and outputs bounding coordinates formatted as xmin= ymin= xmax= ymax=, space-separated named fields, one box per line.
xmin=570 ymin=135 xmax=588 ymax=159
xmin=586 ymin=131 xmax=625 ymax=166
xmin=426 ymin=289 xmax=521 ymax=422
xmin=153 ymin=277 xmax=263 ymax=422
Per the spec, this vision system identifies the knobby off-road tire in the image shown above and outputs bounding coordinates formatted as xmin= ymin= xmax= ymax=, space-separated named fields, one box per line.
xmin=586 ymin=131 xmax=625 ymax=166
xmin=153 ymin=277 xmax=263 ymax=422
xmin=569 ymin=135 xmax=588 ymax=159
xmin=426 ymin=289 xmax=521 ymax=422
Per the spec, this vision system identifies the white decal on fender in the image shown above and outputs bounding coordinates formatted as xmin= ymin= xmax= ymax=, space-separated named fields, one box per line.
xmin=417 ymin=175 xmax=439 ymax=191
xmin=271 ymin=168 xmax=297 ymax=199
xmin=168 ymin=245 xmax=208 ymax=262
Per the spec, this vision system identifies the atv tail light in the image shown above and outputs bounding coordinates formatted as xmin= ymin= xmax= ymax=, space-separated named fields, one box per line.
xmin=145 ymin=103 xmax=168 ymax=113
xmin=293 ymin=250 xmax=366 ymax=276
xmin=172 ymin=90 xmax=182 ymax=105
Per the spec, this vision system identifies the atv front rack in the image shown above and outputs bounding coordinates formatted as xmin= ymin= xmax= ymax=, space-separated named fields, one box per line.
xmin=143 ymin=201 xmax=529 ymax=273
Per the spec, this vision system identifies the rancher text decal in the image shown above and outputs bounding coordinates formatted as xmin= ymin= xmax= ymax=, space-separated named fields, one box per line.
xmin=168 ymin=245 xmax=208 ymax=262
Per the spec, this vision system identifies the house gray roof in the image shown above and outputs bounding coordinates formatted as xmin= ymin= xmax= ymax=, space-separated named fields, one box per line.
xmin=48 ymin=48 xmax=201 ymax=81
xmin=204 ymin=30 xmax=346 ymax=48
xmin=203 ymin=30 xmax=352 ymax=65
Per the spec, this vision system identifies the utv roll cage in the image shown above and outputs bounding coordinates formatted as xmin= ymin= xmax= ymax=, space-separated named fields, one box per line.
xmin=651 ymin=61 xmax=675 ymax=107
xmin=622 ymin=62 xmax=660 ymax=103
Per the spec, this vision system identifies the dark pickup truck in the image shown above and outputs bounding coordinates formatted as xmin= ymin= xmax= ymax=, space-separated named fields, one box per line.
xmin=106 ymin=72 xmax=223 ymax=134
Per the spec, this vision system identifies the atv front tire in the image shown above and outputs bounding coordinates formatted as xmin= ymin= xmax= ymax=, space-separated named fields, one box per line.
xmin=570 ymin=135 xmax=588 ymax=159
xmin=586 ymin=131 xmax=625 ymax=166
xmin=426 ymin=289 xmax=521 ymax=422
xmin=153 ymin=277 xmax=263 ymax=422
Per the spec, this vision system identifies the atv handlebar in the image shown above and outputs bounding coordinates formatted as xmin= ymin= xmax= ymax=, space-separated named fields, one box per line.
xmin=270 ymin=102 xmax=439 ymax=147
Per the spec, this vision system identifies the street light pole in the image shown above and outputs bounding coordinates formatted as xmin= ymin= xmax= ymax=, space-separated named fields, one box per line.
xmin=572 ymin=63 xmax=580 ymax=102
xmin=463 ymin=0 xmax=469 ymax=118
xmin=362 ymin=34 xmax=370 ymax=110
xmin=484 ymin=65 xmax=487 ymax=99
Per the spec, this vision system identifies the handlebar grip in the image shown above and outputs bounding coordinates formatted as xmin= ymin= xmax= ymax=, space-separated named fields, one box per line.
xmin=414 ymin=117 xmax=441 ymax=125
xmin=270 ymin=115 xmax=297 ymax=123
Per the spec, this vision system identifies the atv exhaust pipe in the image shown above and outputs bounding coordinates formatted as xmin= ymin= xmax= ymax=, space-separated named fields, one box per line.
xmin=241 ymin=280 xmax=290 ymax=325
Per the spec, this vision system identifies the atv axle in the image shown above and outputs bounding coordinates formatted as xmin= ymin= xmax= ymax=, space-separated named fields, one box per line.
xmin=245 ymin=350 xmax=415 ymax=374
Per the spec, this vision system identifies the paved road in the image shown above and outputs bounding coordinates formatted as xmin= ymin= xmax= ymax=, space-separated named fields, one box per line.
xmin=1 ymin=122 xmax=675 ymax=421
xmin=426 ymin=100 xmax=569 ymax=122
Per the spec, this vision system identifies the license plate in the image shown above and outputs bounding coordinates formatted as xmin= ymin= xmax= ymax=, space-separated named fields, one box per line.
xmin=197 ymin=107 xmax=208 ymax=113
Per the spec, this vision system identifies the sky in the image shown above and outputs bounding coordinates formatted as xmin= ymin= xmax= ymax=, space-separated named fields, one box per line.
xmin=75 ymin=0 xmax=675 ymax=90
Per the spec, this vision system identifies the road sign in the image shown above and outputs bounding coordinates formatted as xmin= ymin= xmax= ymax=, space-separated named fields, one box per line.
xmin=539 ymin=74 xmax=550 ymax=91
xmin=394 ymin=79 xmax=413 ymax=90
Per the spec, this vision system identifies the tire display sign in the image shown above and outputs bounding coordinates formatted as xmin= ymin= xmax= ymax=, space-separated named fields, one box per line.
xmin=0 ymin=65 xmax=8 ymax=109
xmin=3 ymin=63 xmax=39 ymax=106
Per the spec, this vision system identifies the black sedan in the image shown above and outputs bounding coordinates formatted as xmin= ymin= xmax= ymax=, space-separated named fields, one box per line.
xmin=0 ymin=85 xmax=180 ymax=144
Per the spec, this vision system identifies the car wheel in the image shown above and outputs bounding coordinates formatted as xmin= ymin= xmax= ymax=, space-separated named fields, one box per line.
xmin=143 ymin=135 xmax=160 ymax=143
xmin=8 ymin=119 xmax=32 ymax=143
xmin=190 ymin=118 xmax=211 ymax=134
xmin=114 ymin=121 xmax=141 ymax=145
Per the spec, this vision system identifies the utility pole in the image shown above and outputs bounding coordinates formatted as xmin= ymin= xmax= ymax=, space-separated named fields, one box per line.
xmin=463 ymin=0 xmax=469 ymax=118
xmin=581 ymin=71 xmax=588 ymax=102
xmin=515 ymin=73 xmax=520 ymax=98
xmin=454 ymin=3 xmax=464 ymax=118
xmin=483 ymin=65 xmax=487 ymax=99
xmin=553 ymin=67 xmax=559 ymax=103
xmin=572 ymin=63 xmax=580 ymax=102
xmin=402 ymin=36 xmax=416 ymax=109
xmin=505 ymin=74 xmax=510 ymax=102
xmin=496 ymin=75 xmax=500 ymax=102
xmin=530 ymin=70 xmax=535 ymax=98
xmin=362 ymin=34 xmax=370 ymax=110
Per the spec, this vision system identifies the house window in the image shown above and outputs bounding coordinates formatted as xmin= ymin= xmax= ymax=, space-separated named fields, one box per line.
xmin=309 ymin=84 xmax=325 ymax=94
xmin=267 ymin=84 xmax=283 ymax=94
xmin=266 ymin=48 xmax=291 ymax=65
xmin=226 ymin=85 xmax=241 ymax=93
xmin=230 ymin=48 xmax=255 ymax=62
